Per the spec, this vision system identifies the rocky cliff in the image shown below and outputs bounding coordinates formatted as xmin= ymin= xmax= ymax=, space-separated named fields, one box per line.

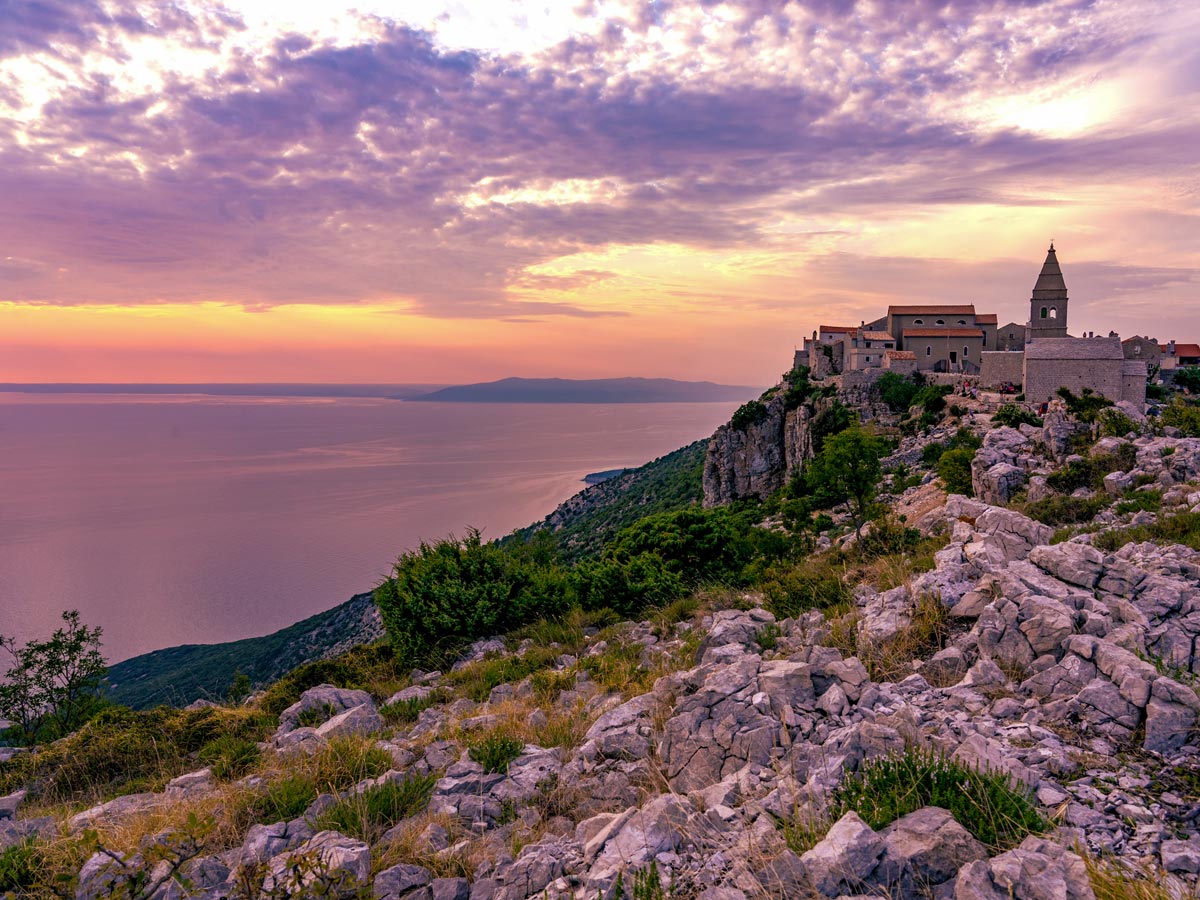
xmin=702 ymin=390 xmax=818 ymax=506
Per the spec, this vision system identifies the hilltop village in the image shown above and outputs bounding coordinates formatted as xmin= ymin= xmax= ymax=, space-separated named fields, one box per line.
xmin=797 ymin=244 xmax=1194 ymax=407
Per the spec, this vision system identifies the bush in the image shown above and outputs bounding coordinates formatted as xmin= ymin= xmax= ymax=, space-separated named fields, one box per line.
xmin=876 ymin=372 xmax=921 ymax=414
xmin=1092 ymin=511 xmax=1200 ymax=553
xmin=781 ymin=366 xmax=815 ymax=410
xmin=1161 ymin=398 xmax=1200 ymax=437
xmin=1045 ymin=446 xmax=1136 ymax=494
xmin=572 ymin=554 xmax=686 ymax=619
xmin=993 ymin=404 xmax=1042 ymax=429
xmin=375 ymin=529 xmax=572 ymax=665
xmin=1174 ymin=366 xmax=1200 ymax=393
xmin=731 ymin=400 xmax=768 ymax=431
xmin=760 ymin=559 xmax=853 ymax=618
xmin=1097 ymin=408 xmax=1138 ymax=437
xmin=469 ymin=732 xmax=525 ymax=774
xmin=832 ymin=748 xmax=1045 ymax=851
xmin=810 ymin=401 xmax=853 ymax=454
xmin=912 ymin=384 xmax=952 ymax=416
xmin=803 ymin=426 xmax=889 ymax=531
xmin=604 ymin=506 xmax=754 ymax=587
xmin=380 ymin=690 xmax=447 ymax=725
xmin=937 ymin=447 xmax=976 ymax=496
xmin=1057 ymin=387 xmax=1113 ymax=423
xmin=240 ymin=774 xmax=319 ymax=824
xmin=0 ymin=841 xmax=42 ymax=892
xmin=312 ymin=738 xmax=393 ymax=792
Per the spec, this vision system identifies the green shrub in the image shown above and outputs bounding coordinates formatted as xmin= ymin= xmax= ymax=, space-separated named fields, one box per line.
xmin=1022 ymin=494 xmax=1107 ymax=526
xmin=375 ymin=529 xmax=571 ymax=665
xmin=198 ymin=733 xmax=261 ymax=781
xmin=1114 ymin=490 xmax=1162 ymax=516
xmin=937 ymin=447 xmax=976 ymax=496
xmin=993 ymin=404 xmax=1042 ymax=429
xmin=1174 ymin=366 xmax=1200 ymax=393
xmin=296 ymin=703 xmax=336 ymax=728
xmin=315 ymin=773 xmax=436 ymax=841
xmin=605 ymin=507 xmax=754 ymax=587
xmin=443 ymin=645 xmax=560 ymax=702
xmin=1045 ymin=446 xmax=1136 ymax=493
xmin=760 ymin=560 xmax=853 ymax=618
xmin=1161 ymin=398 xmax=1200 ymax=437
xmin=781 ymin=366 xmax=815 ymax=411
xmin=257 ymin=642 xmax=401 ymax=718
xmin=912 ymin=384 xmax=952 ymax=416
xmin=1097 ymin=408 xmax=1138 ymax=437
xmin=731 ymin=400 xmax=768 ymax=431
xmin=1092 ymin=511 xmax=1200 ymax=553
xmin=874 ymin=369 xmax=920 ymax=415
xmin=810 ymin=401 xmax=853 ymax=454
xmin=0 ymin=841 xmax=42 ymax=892
xmin=572 ymin=554 xmax=686 ymax=619
xmin=756 ymin=623 xmax=782 ymax=652
xmin=832 ymin=748 xmax=1045 ymax=851
xmin=469 ymin=732 xmax=525 ymax=774
xmin=1056 ymin=387 xmax=1113 ymax=423
xmin=804 ymin=426 xmax=888 ymax=530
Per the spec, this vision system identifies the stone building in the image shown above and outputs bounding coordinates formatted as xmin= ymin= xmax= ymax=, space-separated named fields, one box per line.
xmin=1023 ymin=336 xmax=1146 ymax=406
xmin=996 ymin=322 xmax=1027 ymax=351
xmin=1123 ymin=336 xmax=1163 ymax=367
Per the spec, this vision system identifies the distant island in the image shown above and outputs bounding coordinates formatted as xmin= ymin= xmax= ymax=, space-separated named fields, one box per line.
xmin=407 ymin=377 xmax=760 ymax=403
xmin=583 ymin=468 xmax=627 ymax=484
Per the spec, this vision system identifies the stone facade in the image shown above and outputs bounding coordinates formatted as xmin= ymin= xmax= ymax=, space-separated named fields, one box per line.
xmin=1123 ymin=336 xmax=1162 ymax=368
xmin=979 ymin=351 xmax=1024 ymax=389
xmin=1024 ymin=336 xmax=1146 ymax=405
xmin=996 ymin=322 xmax=1027 ymax=351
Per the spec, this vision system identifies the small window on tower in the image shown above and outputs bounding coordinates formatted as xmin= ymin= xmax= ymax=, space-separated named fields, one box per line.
xmin=1040 ymin=307 xmax=1048 ymax=319
xmin=1050 ymin=307 xmax=1057 ymax=319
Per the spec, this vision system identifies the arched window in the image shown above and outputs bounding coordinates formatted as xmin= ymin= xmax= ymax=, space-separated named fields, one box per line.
xmin=936 ymin=319 xmax=945 ymax=325
xmin=1040 ymin=307 xmax=1048 ymax=319
xmin=958 ymin=319 xmax=967 ymax=325
xmin=914 ymin=319 xmax=924 ymax=325
xmin=1134 ymin=344 xmax=1142 ymax=355
xmin=1049 ymin=307 xmax=1057 ymax=319
xmin=963 ymin=345 xmax=969 ymax=358
xmin=926 ymin=346 xmax=932 ymax=356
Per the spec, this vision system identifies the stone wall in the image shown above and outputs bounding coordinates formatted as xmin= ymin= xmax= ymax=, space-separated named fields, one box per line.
xmin=1122 ymin=361 xmax=1148 ymax=406
xmin=1024 ymin=357 xmax=1124 ymax=405
xmin=979 ymin=351 xmax=1025 ymax=389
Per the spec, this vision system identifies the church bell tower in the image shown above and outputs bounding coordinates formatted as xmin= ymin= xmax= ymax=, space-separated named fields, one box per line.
xmin=1028 ymin=243 xmax=1069 ymax=339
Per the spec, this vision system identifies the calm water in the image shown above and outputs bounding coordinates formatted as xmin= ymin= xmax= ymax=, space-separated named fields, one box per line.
xmin=0 ymin=395 xmax=738 ymax=662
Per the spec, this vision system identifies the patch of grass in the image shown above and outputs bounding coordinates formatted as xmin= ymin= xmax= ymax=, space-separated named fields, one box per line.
xmin=850 ymin=592 xmax=951 ymax=683
xmin=832 ymin=748 xmax=1045 ymax=851
xmin=311 ymin=737 xmax=393 ymax=792
xmin=256 ymin=642 xmax=403 ymax=718
xmin=235 ymin=774 xmax=319 ymax=826
xmin=0 ymin=704 xmax=272 ymax=807
xmin=1114 ymin=490 xmax=1163 ymax=516
xmin=380 ymin=689 xmax=448 ymax=725
xmin=779 ymin=809 xmax=831 ymax=855
xmin=0 ymin=841 xmax=42 ymax=892
xmin=1092 ymin=511 xmax=1200 ymax=553
xmin=756 ymin=623 xmax=782 ymax=652
xmin=296 ymin=702 xmax=337 ymax=729
xmin=315 ymin=773 xmax=436 ymax=842
xmin=1045 ymin=445 xmax=1137 ymax=494
xmin=468 ymin=732 xmax=525 ymax=774
xmin=1022 ymin=494 xmax=1107 ymax=526
xmin=198 ymin=733 xmax=261 ymax=781
xmin=444 ymin=645 xmax=562 ymax=703
xmin=1083 ymin=853 xmax=1189 ymax=900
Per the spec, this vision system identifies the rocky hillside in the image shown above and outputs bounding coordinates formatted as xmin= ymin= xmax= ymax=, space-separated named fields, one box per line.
xmin=5 ymin=401 xmax=1200 ymax=898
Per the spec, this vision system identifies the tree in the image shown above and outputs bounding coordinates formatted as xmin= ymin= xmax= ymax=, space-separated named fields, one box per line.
xmin=1174 ymin=366 xmax=1200 ymax=394
xmin=0 ymin=610 xmax=107 ymax=744
xmin=805 ymin=426 xmax=888 ymax=535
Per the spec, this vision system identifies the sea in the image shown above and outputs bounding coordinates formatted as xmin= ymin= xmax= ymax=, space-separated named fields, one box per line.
xmin=0 ymin=393 xmax=740 ymax=663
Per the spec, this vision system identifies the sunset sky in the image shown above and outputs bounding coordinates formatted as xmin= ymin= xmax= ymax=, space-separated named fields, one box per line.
xmin=2 ymin=0 xmax=1197 ymax=385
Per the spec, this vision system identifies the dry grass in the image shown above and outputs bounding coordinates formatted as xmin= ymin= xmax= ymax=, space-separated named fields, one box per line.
xmin=825 ymin=592 xmax=951 ymax=684
xmin=1083 ymin=852 xmax=1199 ymax=900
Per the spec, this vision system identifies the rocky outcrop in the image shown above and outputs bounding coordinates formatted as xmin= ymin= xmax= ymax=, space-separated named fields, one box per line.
xmin=703 ymin=390 xmax=815 ymax=505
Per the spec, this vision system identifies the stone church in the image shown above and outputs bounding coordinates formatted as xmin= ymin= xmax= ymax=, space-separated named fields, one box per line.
xmin=980 ymin=245 xmax=1147 ymax=406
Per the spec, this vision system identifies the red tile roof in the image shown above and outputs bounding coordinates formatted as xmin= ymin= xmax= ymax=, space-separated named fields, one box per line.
xmin=903 ymin=328 xmax=984 ymax=338
xmin=818 ymin=325 xmax=856 ymax=334
xmin=1171 ymin=343 xmax=1200 ymax=358
xmin=975 ymin=314 xmax=997 ymax=324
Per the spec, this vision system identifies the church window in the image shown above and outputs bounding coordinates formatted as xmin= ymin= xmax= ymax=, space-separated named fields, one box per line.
xmin=1040 ymin=307 xmax=1048 ymax=319
xmin=958 ymin=319 xmax=966 ymax=325
xmin=926 ymin=346 xmax=931 ymax=356
xmin=1049 ymin=307 xmax=1057 ymax=319
xmin=936 ymin=319 xmax=945 ymax=325
xmin=963 ymin=345 xmax=969 ymax=358
xmin=914 ymin=319 xmax=924 ymax=325
xmin=1134 ymin=345 xmax=1142 ymax=355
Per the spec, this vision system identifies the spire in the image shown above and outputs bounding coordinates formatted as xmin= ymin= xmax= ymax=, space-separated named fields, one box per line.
xmin=1033 ymin=243 xmax=1067 ymax=295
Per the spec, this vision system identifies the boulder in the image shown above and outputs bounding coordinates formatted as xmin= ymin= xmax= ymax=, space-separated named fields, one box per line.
xmin=1145 ymin=676 xmax=1200 ymax=754
xmin=0 ymin=790 xmax=25 ymax=820
xmin=261 ymin=830 xmax=370 ymax=895
xmin=799 ymin=811 xmax=884 ymax=897
xmin=374 ymin=863 xmax=432 ymax=900
xmin=1162 ymin=837 xmax=1200 ymax=874
xmin=165 ymin=768 xmax=215 ymax=798
xmin=278 ymin=684 xmax=376 ymax=733
xmin=315 ymin=703 xmax=386 ymax=739
xmin=878 ymin=807 xmax=986 ymax=890
xmin=953 ymin=837 xmax=1093 ymax=900
xmin=1029 ymin=544 xmax=1104 ymax=590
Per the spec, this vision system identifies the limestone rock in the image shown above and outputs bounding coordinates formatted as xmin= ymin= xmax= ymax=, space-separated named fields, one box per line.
xmin=879 ymin=807 xmax=986 ymax=890
xmin=315 ymin=703 xmax=386 ymax=739
xmin=277 ymin=684 xmax=375 ymax=733
xmin=799 ymin=811 xmax=884 ymax=897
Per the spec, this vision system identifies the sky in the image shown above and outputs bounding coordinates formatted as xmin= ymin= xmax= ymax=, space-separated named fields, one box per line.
xmin=1 ymin=0 xmax=1197 ymax=386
